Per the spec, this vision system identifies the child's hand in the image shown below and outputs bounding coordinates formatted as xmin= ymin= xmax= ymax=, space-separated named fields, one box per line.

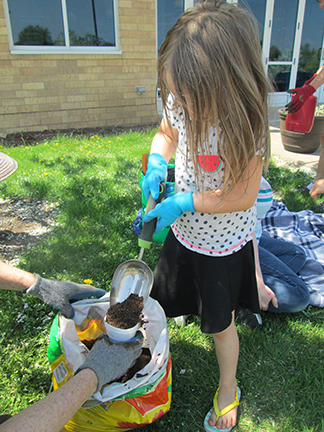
xmin=143 ymin=192 xmax=194 ymax=233
xmin=142 ymin=153 xmax=168 ymax=200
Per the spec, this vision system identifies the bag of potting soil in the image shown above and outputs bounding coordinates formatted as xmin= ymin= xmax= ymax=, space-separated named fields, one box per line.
xmin=47 ymin=294 xmax=171 ymax=431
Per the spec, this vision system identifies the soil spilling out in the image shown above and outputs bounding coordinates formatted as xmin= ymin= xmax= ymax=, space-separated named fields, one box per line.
xmin=106 ymin=293 xmax=144 ymax=329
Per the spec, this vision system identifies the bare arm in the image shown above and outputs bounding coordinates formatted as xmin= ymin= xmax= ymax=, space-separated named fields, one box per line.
xmin=150 ymin=117 xmax=178 ymax=162
xmin=309 ymin=65 xmax=324 ymax=91
xmin=0 ymin=332 xmax=143 ymax=432
xmin=0 ymin=262 xmax=35 ymax=292
xmin=252 ymin=233 xmax=278 ymax=311
xmin=310 ymin=129 xmax=324 ymax=200
xmin=193 ymin=156 xmax=263 ymax=214
xmin=308 ymin=66 xmax=324 ymax=199
xmin=0 ymin=369 xmax=97 ymax=432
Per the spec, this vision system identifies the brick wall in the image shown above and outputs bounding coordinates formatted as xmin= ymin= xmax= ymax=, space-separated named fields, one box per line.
xmin=0 ymin=0 xmax=158 ymax=136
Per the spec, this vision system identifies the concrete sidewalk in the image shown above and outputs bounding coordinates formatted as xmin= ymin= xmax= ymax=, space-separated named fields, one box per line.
xmin=270 ymin=126 xmax=320 ymax=172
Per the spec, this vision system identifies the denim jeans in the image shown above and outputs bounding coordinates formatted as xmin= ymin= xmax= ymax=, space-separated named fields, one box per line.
xmin=259 ymin=235 xmax=310 ymax=313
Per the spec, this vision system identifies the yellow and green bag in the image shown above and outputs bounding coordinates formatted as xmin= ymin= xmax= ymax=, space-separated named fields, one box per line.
xmin=47 ymin=295 xmax=172 ymax=431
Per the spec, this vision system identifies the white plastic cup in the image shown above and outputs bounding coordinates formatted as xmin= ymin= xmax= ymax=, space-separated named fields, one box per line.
xmin=104 ymin=320 xmax=139 ymax=342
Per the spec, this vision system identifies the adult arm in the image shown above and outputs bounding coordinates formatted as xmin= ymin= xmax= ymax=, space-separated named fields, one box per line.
xmin=0 ymin=261 xmax=36 ymax=291
xmin=0 ymin=261 xmax=105 ymax=318
xmin=0 ymin=334 xmax=143 ymax=432
xmin=307 ymin=67 xmax=324 ymax=199
xmin=307 ymin=65 xmax=324 ymax=91
xmin=0 ymin=369 xmax=97 ymax=432
xmin=252 ymin=233 xmax=278 ymax=311
xmin=310 ymin=128 xmax=324 ymax=200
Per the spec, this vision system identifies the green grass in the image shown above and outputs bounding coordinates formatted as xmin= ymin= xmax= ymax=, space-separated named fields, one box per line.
xmin=0 ymin=131 xmax=323 ymax=431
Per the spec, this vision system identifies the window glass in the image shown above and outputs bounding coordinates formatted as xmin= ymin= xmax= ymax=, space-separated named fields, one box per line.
xmin=297 ymin=0 xmax=324 ymax=85
xmin=7 ymin=0 xmax=64 ymax=45
xmin=157 ymin=0 xmax=184 ymax=50
xmin=268 ymin=65 xmax=291 ymax=92
xmin=66 ymin=0 xmax=115 ymax=46
xmin=237 ymin=0 xmax=266 ymax=47
xmin=270 ymin=0 xmax=298 ymax=62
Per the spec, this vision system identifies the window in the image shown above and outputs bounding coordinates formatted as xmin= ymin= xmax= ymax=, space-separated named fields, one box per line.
xmin=4 ymin=0 xmax=120 ymax=54
xmin=157 ymin=0 xmax=184 ymax=50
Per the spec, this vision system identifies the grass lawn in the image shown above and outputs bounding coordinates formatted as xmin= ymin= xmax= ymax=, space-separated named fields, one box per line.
xmin=0 ymin=130 xmax=323 ymax=431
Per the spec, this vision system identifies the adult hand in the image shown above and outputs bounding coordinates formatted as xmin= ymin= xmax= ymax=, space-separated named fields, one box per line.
xmin=285 ymin=84 xmax=316 ymax=113
xmin=26 ymin=274 xmax=106 ymax=319
xmin=143 ymin=192 xmax=195 ymax=233
xmin=310 ymin=179 xmax=324 ymax=200
xmin=257 ymin=279 xmax=278 ymax=311
xmin=76 ymin=333 xmax=143 ymax=392
xmin=142 ymin=153 xmax=167 ymax=200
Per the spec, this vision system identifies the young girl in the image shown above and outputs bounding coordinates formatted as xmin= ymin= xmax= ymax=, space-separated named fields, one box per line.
xmin=142 ymin=1 xmax=271 ymax=430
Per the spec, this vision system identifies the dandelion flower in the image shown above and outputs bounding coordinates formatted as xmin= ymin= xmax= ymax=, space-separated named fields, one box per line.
xmin=84 ymin=279 xmax=93 ymax=285
xmin=44 ymin=172 xmax=48 ymax=176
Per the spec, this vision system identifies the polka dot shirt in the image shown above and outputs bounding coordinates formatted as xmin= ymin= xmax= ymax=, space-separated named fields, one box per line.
xmin=166 ymin=97 xmax=256 ymax=257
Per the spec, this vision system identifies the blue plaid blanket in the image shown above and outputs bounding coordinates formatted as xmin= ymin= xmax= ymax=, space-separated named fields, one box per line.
xmin=262 ymin=201 xmax=324 ymax=308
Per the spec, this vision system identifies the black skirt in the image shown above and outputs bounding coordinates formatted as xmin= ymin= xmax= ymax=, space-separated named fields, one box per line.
xmin=151 ymin=229 xmax=260 ymax=334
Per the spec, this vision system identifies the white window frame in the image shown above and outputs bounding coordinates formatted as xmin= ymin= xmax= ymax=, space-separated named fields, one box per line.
xmin=3 ymin=0 xmax=121 ymax=55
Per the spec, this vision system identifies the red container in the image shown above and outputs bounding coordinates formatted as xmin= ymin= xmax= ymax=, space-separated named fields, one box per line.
xmin=285 ymin=95 xmax=317 ymax=133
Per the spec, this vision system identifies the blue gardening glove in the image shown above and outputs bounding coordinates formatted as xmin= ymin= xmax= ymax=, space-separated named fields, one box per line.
xmin=26 ymin=274 xmax=106 ymax=319
xmin=133 ymin=183 xmax=174 ymax=237
xmin=76 ymin=332 xmax=143 ymax=392
xmin=142 ymin=153 xmax=168 ymax=200
xmin=143 ymin=192 xmax=195 ymax=233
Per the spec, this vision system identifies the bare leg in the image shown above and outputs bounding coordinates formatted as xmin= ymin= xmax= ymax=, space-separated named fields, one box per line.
xmin=208 ymin=311 xmax=239 ymax=430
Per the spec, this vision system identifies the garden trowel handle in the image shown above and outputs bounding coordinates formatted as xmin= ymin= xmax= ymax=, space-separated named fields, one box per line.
xmin=138 ymin=182 xmax=166 ymax=249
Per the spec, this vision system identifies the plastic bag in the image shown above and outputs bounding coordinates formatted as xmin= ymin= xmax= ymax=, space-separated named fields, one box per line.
xmin=47 ymin=294 xmax=172 ymax=431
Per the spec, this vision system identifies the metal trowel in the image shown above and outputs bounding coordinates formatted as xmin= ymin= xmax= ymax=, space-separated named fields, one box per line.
xmin=109 ymin=154 xmax=166 ymax=306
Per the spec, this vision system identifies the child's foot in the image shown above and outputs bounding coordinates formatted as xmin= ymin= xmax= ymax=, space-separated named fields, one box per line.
xmin=204 ymin=386 xmax=240 ymax=431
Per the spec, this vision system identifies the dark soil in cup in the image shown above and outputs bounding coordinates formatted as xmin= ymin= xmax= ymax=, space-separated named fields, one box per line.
xmin=106 ymin=293 xmax=144 ymax=329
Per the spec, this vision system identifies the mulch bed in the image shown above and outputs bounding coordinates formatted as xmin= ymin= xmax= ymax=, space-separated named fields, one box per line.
xmin=1 ymin=124 xmax=159 ymax=148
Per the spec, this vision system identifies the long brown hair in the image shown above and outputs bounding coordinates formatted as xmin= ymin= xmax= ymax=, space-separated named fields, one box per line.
xmin=158 ymin=0 xmax=271 ymax=195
